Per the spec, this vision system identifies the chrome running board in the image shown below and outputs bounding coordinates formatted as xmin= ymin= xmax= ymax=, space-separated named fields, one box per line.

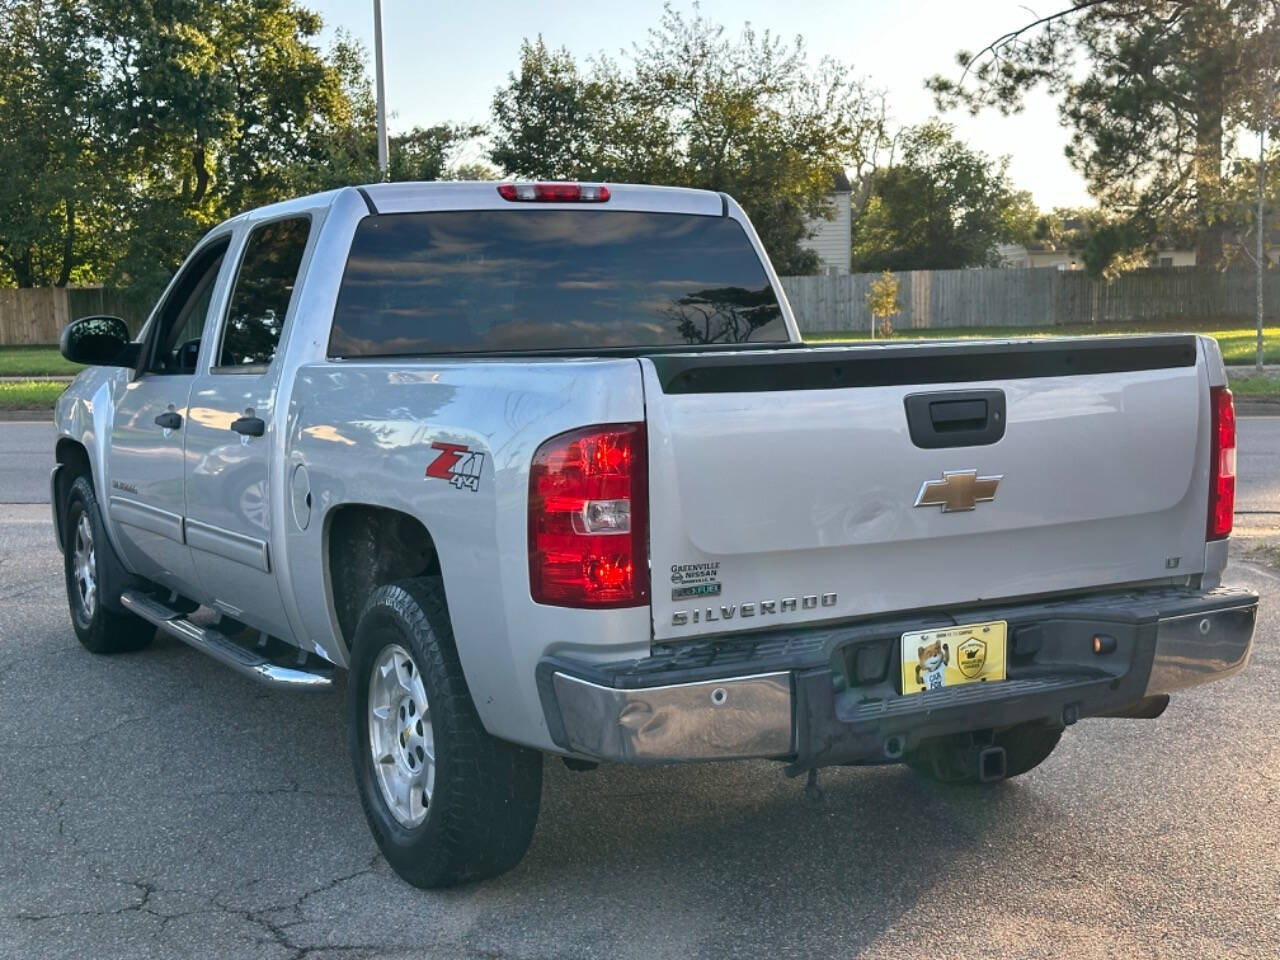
xmin=120 ymin=590 xmax=334 ymax=691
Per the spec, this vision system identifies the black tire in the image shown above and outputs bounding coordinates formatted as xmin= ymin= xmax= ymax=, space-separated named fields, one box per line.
xmin=62 ymin=475 xmax=154 ymax=655
xmin=347 ymin=577 xmax=543 ymax=888
xmin=905 ymin=723 xmax=1063 ymax=784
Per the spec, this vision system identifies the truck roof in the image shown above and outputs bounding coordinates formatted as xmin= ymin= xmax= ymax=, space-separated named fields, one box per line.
xmin=357 ymin=181 xmax=726 ymax=217
xmin=220 ymin=181 xmax=731 ymax=231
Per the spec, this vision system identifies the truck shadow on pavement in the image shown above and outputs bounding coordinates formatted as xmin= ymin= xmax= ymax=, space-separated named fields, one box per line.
xmin=1 ymin=624 xmax=1101 ymax=960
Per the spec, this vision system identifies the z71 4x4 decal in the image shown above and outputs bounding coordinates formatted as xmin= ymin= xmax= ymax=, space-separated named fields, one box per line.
xmin=426 ymin=442 xmax=485 ymax=493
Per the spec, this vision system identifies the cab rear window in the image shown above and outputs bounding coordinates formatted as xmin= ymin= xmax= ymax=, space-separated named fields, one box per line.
xmin=328 ymin=210 xmax=786 ymax=356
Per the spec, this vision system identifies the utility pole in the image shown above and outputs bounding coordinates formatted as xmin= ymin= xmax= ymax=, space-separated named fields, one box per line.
xmin=1257 ymin=43 xmax=1275 ymax=373
xmin=1258 ymin=118 xmax=1267 ymax=372
xmin=373 ymin=0 xmax=388 ymax=180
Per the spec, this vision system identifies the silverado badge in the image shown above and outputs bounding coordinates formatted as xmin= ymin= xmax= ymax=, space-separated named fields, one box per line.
xmin=914 ymin=470 xmax=1001 ymax=513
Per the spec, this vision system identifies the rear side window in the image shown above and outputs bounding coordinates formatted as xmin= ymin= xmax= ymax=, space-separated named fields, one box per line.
xmin=328 ymin=210 xmax=786 ymax=356
xmin=218 ymin=216 xmax=310 ymax=368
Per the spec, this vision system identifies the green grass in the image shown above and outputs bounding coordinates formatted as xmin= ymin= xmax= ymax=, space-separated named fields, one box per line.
xmin=0 ymin=380 xmax=68 ymax=410
xmin=0 ymin=345 xmax=82 ymax=376
xmin=806 ymin=321 xmax=1280 ymax=367
xmin=2 ymin=321 xmax=1279 ymax=409
xmin=1223 ymin=374 xmax=1280 ymax=399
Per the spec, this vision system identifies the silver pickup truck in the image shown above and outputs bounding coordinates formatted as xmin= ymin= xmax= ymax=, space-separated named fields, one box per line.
xmin=53 ymin=181 xmax=1258 ymax=887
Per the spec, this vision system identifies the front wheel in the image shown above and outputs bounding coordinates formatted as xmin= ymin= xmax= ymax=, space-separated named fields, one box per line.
xmin=905 ymin=723 xmax=1063 ymax=784
xmin=63 ymin=475 xmax=153 ymax=655
xmin=348 ymin=577 xmax=543 ymax=888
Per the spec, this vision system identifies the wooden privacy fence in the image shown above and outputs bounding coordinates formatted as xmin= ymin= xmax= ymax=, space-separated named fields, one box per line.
xmin=0 ymin=287 xmax=71 ymax=345
xmin=780 ymin=266 xmax=1280 ymax=334
xmin=0 ymin=286 xmax=153 ymax=345
xmin=1 ymin=267 xmax=1277 ymax=344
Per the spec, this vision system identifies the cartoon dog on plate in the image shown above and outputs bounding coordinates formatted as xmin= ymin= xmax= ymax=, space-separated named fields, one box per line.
xmin=915 ymin=638 xmax=950 ymax=691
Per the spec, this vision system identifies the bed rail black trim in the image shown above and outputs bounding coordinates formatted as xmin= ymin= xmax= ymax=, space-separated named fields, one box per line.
xmin=650 ymin=335 xmax=1199 ymax=394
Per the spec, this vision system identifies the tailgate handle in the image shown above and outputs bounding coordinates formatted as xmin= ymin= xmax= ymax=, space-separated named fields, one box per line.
xmin=929 ymin=399 xmax=987 ymax=431
xmin=904 ymin=390 xmax=1006 ymax=449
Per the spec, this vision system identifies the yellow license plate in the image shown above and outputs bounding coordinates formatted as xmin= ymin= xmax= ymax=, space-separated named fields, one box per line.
xmin=901 ymin=620 xmax=1007 ymax=695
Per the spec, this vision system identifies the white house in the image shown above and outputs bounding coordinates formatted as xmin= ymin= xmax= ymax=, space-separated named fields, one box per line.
xmin=997 ymin=242 xmax=1199 ymax=270
xmin=1150 ymin=249 xmax=1197 ymax=268
xmin=996 ymin=243 xmax=1081 ymax=270
xmin=800 ymin=171 xmax=852 ymax=275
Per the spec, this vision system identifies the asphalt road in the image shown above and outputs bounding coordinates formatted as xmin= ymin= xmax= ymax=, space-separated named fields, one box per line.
xmin=0 ymin=421 xmax=55 ymax=504
xmin=1 ymin=420 xmax=1278 ymax=959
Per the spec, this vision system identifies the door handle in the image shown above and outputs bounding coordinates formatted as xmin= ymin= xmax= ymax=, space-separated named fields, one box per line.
xmin=230 ymin=416 xmax=265 ymax=438
xmin=154 ymin=411 xmax=183 ymax=430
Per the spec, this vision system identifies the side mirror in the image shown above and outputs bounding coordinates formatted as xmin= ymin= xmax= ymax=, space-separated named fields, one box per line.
xmin=59 ymin=315 xmax=139 ymax=368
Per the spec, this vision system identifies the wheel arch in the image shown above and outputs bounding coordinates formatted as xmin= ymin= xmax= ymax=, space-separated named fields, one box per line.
xmin=52 ymin=437 xmax=94 ymax=551
xmin=323 ymin=503 xmax=443 ymax=661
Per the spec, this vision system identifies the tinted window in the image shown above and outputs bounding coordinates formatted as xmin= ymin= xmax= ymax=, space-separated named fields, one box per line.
xmin=329 ymin=211 xmax=786 ymax=356
xmin=218 ymin=217 xmax=310 ymax=367
xmin=147 ymin=241 xmax=228 ymax=375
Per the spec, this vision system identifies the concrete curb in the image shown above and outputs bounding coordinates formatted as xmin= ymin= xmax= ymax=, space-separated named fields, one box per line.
xmin=0 ymin=411 xmax=54 ymax=422
xmin=1236 ymin=401 xmax=1280 ymax=417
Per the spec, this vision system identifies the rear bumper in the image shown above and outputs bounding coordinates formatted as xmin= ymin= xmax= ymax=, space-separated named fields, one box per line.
xmin=537 ymin=585 xmax=1257 ymax=766
xmin=1145 ymin=603 xmax=1256 ymax=696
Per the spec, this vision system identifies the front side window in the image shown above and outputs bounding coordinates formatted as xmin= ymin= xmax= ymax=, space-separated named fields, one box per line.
xmin=328 ymin=210 xmax=786 ymax=356
xmin=218 ymin=217 xmax=310 ymax=368
xmin=146 ymin=240 xmax=229 ymax=375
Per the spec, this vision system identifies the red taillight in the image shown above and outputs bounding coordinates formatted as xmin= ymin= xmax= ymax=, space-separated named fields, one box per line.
xmin=529 ymin=423 xmax=648 ymax=608
xmin=1208 ymin=385 xmax=1236 ymax=540
xmin=497 ymin=182 xmax=611 ymax=203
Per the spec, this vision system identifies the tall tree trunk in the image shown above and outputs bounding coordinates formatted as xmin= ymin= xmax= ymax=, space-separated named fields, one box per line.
xmin=1194 ymin=56 xmax=1227 ymax=268
xmin=191 ymin=142 xmax=209 ymax=205
xmin=12 ymin=248 xmax=35 ymax=289
xmin=56 ymin=195 xmax=75 ymax=288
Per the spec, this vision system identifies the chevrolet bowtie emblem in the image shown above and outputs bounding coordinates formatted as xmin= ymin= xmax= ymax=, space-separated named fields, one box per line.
xmin=914 ymin=470 xmax=1002 ymax=513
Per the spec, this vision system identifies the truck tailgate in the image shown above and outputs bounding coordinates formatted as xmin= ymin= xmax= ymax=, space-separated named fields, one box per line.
xmin=642 ymin=336 xmax=1210 ymax=643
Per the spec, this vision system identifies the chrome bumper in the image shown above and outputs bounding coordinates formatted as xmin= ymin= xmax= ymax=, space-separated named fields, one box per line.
xmin=545 ymin=588 xmax=1258 ymax=765
xmin=549 ymin=671 xmax=793 ymax=762
xmin=1145 ymin=601 xmax=1257 ymax=696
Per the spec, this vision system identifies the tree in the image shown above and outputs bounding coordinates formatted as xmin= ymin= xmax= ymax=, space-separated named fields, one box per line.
xmin=489 ymin=6 xmax=887 ymax=275
xmin=851 ymin=121 xmax=1026 ymax=271
xmin=866 ymin=270 xmax=900 ymax=338
xmin=1229 ymin=6 xmax=1280 ymax=370
xmin=666 ymin=285 xmax=783 ymax=344
xmin=282 ymin=34 xmax=486 ymax=192
xmin=1031 ymin=205 xmax=1171 ymax=275
xmin=928 ymin=0 xmax=1280 ymax=272
xmin=1001 ymin=190 xmax=1042 ymax=249
xmin=0 ymin=1 xmax=113 ymax=287
xmin=91 ymin=0 xmax=375 ymax=293
xmin=387 ymin=125 xmax=488 ymax=182
xmin=490 ymin=39 xmax=621 ymax=182
xmin=0 ymin=2 xmax=485 ymax=297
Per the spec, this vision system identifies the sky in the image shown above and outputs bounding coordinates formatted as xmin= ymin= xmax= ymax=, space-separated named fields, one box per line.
xmin=309 ymin=0 xmax=1091 ymax=210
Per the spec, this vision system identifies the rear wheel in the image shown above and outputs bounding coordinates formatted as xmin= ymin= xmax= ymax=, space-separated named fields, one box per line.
xmin=905 ymin=723 xmax=1063 ymax=784
xmin=63 ymin=475 xmax=153 ymax=654
xmin=348 ymin=577 xmax=543 ymax=888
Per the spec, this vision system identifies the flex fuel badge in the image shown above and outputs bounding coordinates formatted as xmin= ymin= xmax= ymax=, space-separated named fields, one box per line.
xmin=426 ymin=442 xmax=485 ymax=492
